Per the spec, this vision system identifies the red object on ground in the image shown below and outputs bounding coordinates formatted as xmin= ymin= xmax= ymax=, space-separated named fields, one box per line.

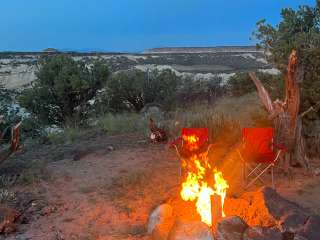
xmin=241 ymin=127 xmax=276 ymax=163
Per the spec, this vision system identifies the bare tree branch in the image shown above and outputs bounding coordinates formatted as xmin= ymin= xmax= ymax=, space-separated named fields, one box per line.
xmin=300 ymin=101 xmax=320 ymax=118
xmin=249 ymin=72 xmax=274 ymax=114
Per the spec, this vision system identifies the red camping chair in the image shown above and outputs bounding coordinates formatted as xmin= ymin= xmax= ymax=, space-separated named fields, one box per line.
xmin=237 ymin=128 xmax=285 ymax=189
xmin=170 ymin=128 xmax=211 ymax=177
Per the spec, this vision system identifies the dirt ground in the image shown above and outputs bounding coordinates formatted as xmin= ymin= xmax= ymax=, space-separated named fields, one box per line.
xmin=2 ymin=133 xmax=320 ymax=240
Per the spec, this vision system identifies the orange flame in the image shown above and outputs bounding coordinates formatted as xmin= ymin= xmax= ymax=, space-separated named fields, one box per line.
xmin=183 ymin=134 xmax=200 ymax=151
xmin=180 ymin=151 xmax=229 ymax=226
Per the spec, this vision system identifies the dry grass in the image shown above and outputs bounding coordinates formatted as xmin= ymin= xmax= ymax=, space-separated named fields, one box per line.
xmin=18 ymin=160 xmax=51 ymax=185
xmin=107 ymin=170 xmax=150 ymax=201
xmin=96 ymin=113 xmax=148 ymax=135
xmin=165 ymin=93 xmax=270 ymax=143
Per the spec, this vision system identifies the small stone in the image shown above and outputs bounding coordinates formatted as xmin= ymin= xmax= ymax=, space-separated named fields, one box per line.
xmin=216 ymin=216 xmax=248 ymax=240
xmin=152 ymin=217 xmax=175 ymax=240
xmin=243 ymin=226 xmax=282 ymax=240
xmin=148 ymin=204 xmax=173 ymax=234
xmin=168 ymin=220 xmax=214 ymax=240
xmin=313 ymin=168 xmax=320 ymax=176
xmin=107 ymin=145 xmax=115 ymax=151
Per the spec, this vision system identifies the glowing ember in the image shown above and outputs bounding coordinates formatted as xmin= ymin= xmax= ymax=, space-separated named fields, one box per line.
xmin=180 ymin=140 xmax=229 ymax=226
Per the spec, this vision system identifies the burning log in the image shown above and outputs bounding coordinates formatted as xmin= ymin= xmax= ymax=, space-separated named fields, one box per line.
xmin=210 ymin=194 xmax=222 ymax=233
xmin=249 ymin=50 xmax=311 ymax=171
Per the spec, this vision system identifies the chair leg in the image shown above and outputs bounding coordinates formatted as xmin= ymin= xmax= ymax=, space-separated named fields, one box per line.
xmin=246 ymin=164 xmax=273 ymax=189
xmin=238 ymin=150 xmax=247 ymax=188
xmin=243 ymin=161 xmax=246 ymax=188
xmin=246 ymin=164 xmax=265 ymax=184
xmin=271 ymin=166 xmax=275 ymax=189
xmin=247 ymin=164 xmax=263 ymax=178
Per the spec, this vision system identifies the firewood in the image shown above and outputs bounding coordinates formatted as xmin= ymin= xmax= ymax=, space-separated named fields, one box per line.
xmin=211 ymin=194 xmax=222 ymax=233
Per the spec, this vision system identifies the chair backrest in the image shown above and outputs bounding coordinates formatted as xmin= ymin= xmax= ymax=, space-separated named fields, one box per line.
xmin=241 ymin=127 xmax=275 ymax=163
xmin=182 ymin=128 xmax=209 ymax=151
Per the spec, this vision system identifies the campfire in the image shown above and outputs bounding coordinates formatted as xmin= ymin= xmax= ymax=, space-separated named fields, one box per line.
xmin=179 ymin=131 xmax=229 ymax=227
xmin=148 ymin=127 xmax=320 ymax=240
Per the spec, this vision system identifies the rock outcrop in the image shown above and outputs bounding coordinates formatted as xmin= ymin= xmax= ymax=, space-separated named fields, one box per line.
xmin=148 ymin=204 xmax=174 ymax=234
xmin=224 ymin=187 xmax=320 ymax=239
xmin=150 ymin=187 xmax=320 ymax=240
xmin=168 ymin=220 xmax=214 ymax=240
xmin=216 ymin=216 xmax=248 ymax=240
xmin=243 ymin=227 xmax=282 ymax=240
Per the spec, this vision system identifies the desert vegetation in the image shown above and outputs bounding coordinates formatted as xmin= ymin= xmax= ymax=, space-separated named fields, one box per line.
xmin=0 ymin=1 xmax=320 ymax=239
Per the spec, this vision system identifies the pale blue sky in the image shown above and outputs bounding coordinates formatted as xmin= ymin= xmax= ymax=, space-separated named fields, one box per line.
xmin=0 ymin=0 xmax=316 ymax=52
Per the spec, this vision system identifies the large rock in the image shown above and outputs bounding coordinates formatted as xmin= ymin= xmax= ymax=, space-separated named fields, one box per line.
xmin=296 ymin=215 xmax=320 ymax=240
xmin=243 ymin=226 xmax=282 ymax=240
xmin=152 ymin=217 xmax=175 ymax=240
xmin=216 ymin=216 xmax=248 ymax=240
xmin=168 ymin=220 xmax=214 ymax=240
xmin=224 ymin=187 xmax=309 ymax=229
xmin=148 ymin=204 xmax=173 ymax=234
xmin=279 ymin=212 xmax=308 ymax=233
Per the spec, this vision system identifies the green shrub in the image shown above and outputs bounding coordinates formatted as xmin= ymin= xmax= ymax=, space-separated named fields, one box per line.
xmin=19 ymin=55 xmax=109 ymax=125
xmin=106 ymin=69 xmax=180 ymax=112
xmin=227 ymin=72 xmax=284 ymax=99
xmin=175 ymin=76 xmax=225 ymax=106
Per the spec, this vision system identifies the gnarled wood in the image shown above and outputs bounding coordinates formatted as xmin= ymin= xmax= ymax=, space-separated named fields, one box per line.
xmin=248 ymin=72 xmax=274 ymax=114
xmin=285 ymin=50 xmax=301 ymax=151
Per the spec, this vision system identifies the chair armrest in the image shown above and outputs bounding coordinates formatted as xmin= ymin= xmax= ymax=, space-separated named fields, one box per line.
xmin=272 ymin=143 xmax=287 ymax=151
xmin=168 ymin=137 xmax=182 ymax=148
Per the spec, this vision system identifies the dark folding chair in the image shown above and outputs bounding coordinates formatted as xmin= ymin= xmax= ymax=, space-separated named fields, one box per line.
xmin=237 ymin=128 xmax=285 ymax=189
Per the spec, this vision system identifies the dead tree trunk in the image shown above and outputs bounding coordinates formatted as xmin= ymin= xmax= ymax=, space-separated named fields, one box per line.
xmin=249 ymin=50 xmax=310 ymax=171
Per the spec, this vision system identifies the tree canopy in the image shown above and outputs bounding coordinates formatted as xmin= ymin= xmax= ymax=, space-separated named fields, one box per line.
xmin=19 ymin=55 xmax=109 ymax=125
xmin=254 ymin=1 xmax=320 ymax=67
xmin=106 ymin=69 xmax=180 ymax=112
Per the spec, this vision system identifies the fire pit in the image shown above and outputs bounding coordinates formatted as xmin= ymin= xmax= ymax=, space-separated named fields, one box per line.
xmin=148 ymin=186 xmax=320 ymax=240
xmin=148 ymin=130 xmax=320 ymax=240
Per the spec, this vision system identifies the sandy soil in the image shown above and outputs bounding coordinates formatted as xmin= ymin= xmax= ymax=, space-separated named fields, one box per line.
xmin=3 ymin=133 xmax=320 ymax=240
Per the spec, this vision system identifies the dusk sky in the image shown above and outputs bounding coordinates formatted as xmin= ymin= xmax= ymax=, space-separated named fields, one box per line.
xmin=0 ymin=0 xmax=316 ymax=52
